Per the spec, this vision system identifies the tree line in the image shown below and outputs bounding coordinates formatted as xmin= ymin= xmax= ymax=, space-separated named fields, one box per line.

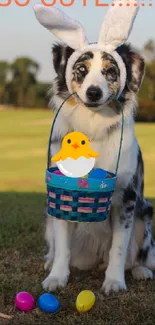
xmin=0 ymin=57 xmax=50 ymax=109
xmin=0 ymin=40 xmax=155 ymax=121
xmin=137 ymin=40 xmax=155 ymax=121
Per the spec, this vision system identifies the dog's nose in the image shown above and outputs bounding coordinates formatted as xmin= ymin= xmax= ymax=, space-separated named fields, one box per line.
xmin=86 ymin=86 xmax=103 ymax=102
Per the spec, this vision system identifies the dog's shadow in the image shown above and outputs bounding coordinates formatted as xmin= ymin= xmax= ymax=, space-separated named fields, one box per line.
xmin=0 ymin=192 xmax=155 ymax=250
xmin=0 ymin=191 xmax=46 ymax=253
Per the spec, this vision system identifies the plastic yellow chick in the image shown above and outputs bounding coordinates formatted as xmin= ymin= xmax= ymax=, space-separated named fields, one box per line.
xmin=52 ymin=132 xmax=99 ymax=162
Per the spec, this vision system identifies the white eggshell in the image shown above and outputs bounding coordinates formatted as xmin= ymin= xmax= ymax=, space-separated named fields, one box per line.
xmin=56 ymin=157 xmax=95 ymax=178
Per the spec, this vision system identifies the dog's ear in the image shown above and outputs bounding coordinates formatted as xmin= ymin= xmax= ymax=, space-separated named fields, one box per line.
xmin=52 ymin=43 xmax=74 ymax=76
xmin=52 ymin=43 xmax=74 ymax=93
xmin=117 ymin=44 xmax=145 ymax=93
xmin=127 ymin=52 xmax=145 ymax=93
xmin=52 ymin=44 xmax=74 ymax=75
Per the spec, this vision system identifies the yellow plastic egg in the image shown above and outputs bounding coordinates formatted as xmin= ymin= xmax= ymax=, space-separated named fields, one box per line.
xmin=75 ymin=290 xmax=96 ymax=312
xmin=83 ymin=174 xmax=88 ymax=178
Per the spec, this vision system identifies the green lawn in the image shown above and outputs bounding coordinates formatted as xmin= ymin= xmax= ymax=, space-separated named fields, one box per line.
xmin=0 ymin=110 xmax=155 ymax=325
xmin=0 ymin=110 xmax=155 ymax=197
xmin=0 ymin=109 xmax=53 ymax=193
xmin=135 ymin=123 xmax=155 ymax=197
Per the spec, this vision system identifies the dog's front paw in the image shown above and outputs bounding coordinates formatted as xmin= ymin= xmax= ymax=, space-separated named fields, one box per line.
xmin=101 ymin=277 xmax=127 ymax=294
xmin=132 ymin=266 xmax=153 ymax=281
xmin=42 ymin=274 xmax=68 ymax=292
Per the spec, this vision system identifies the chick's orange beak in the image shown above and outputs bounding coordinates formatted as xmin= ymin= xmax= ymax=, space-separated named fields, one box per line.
xmin=72 ymin=143 xmax=80 ymax=149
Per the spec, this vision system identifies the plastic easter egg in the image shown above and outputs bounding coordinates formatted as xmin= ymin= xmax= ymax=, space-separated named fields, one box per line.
xmin=38 ymin=293 xmax=60 ymax=313
xmin=89 ymin=168 xmax=107 ymax=179
xmin=76 ymin=290 xmax=96 ymax=312
xmin=82 ymin=174 xmax=88 ymax=178
xmin=15 ymin=292 xmax=35 ymax=312
xmin=53 ymin=170 xmax=64 ymax=176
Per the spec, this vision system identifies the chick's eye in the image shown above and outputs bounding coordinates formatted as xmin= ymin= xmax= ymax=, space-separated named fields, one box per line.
xmin=67 ymin=139 xmax=71 ymax=144
xmin=81 ymin=140 xmax=85 ymax=145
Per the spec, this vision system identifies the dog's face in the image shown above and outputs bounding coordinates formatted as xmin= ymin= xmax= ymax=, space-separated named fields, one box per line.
xmin=71 ymin=51 xmax=120 ymax=107
xmin=52 ymin=43 xmax=145 ymax=110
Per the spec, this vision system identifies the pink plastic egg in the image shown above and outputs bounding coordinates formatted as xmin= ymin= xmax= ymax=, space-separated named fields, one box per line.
xmin=15 ymin=292 xmax=35 ymax=312
xmin=53 ymin=170 xmax=64 ymax=176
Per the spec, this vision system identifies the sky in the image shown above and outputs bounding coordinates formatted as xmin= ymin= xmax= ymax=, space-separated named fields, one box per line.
xmin=0 ymin=0 xmax=154 ymax=82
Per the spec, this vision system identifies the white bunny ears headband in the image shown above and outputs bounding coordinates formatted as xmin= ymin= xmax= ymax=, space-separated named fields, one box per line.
xmin=33 ymin=0 xmax=139 ymax=99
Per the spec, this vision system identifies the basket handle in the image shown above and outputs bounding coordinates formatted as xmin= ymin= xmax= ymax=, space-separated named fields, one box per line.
xmin=47 ymin=93 xmax=124 ymax=176
xmin=115 ymin=101 xmax=124 ymax=175
xmin=47 ymin=93 xmax=76 ymax=169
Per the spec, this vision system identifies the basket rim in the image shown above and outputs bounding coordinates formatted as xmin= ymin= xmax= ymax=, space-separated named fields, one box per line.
xmin=46 ymin=167 xmax=117 ymax=193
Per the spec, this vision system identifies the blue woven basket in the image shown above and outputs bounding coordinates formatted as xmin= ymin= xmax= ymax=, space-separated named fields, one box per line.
xmin=45 ymin=94 xmax=124 ymax=223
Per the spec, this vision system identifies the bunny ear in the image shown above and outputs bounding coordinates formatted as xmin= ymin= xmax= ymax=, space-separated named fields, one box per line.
xmin=98 ymin=0 xmax=139 ymax=52
xmin=33 ymin=4 xmax=88 ymax=50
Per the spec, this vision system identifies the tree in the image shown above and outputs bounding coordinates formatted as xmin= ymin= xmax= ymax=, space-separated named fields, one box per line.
xmin=0 ymin=57 xmax=51 ymax=108
xmin=9 ymin=57 xmax=40 ymax=107
xmin=145 ymin=60 xmax=155 ymax=100
xmin=143 ymin=40 xmax=155 ymax=62
xmin=139 ymin=40 xmax=155 ymax=101
xmin=0 ymin=61 xmax=10 ymax=104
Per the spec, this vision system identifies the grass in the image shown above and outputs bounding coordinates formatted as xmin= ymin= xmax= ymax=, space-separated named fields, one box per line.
xmin=0 ymin=109 xmax=53 ymax=193
xmin=135 ymin=123 xmax=155 ymax=197
xmin=0 ymin=109 xmax=155 ymax=325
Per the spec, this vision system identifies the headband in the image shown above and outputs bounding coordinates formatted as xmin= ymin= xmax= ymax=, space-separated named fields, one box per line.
xmin=33 ymin=0 xmax=139 ymax=98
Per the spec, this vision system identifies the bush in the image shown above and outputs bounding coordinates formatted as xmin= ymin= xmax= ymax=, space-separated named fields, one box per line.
xmin=136 ymin=99 xmax=155 ymax=122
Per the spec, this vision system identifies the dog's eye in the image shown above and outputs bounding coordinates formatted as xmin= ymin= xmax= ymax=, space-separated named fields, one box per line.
xmin=106 ymin=67 xmax=117 ymax=81
xmin=106 ymin=67 xmax=117 ymax=76
xmin=81 ymin=140 xmax=86 ymax=145
xmin=67 ymin=139 xmax=71 ymax=144
xmin=78 ymin=65 xmax=87 ymax=73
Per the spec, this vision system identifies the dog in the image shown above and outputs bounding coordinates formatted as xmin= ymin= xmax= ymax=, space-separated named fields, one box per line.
xmin=42 ymin=42 xmax=155 ymax=294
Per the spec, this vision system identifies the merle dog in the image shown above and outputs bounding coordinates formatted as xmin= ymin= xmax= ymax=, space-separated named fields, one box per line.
xmin=43 ymin=42 xmax=155 ymax=294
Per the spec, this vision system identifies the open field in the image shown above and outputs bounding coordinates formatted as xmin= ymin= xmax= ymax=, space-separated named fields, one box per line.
xmin=0 ymin=109 xmax=53 ymax=193
xmin=0 ymin=109 xmax=155 ymax=196
xmin=0 ymin=110 xmax=155 ymax=325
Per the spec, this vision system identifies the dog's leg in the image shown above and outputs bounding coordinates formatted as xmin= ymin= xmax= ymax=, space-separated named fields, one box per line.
xmin=42 ymin=218 xmax=75 ymax=291
xmin=102 ymin=189 xmax=136 ymax=294
xmin=44 ymin=217 xmax=55 ymax=271
xmin=132 ymin=199 xmax=155 ymax=277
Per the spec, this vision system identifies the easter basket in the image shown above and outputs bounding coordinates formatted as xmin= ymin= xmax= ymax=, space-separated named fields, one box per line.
xmin=45 ymin=94 xmax=124 ymax=223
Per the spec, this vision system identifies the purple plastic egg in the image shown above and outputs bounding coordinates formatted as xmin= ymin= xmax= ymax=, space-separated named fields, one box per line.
xmin=53 ymin=170 xmax=64 ymax=176
xmin=15 ymin=292 xmax=35 ymax=312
